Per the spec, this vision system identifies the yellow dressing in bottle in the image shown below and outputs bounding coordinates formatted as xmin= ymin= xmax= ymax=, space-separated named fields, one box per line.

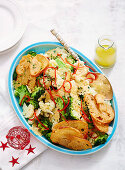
xmin=95 ymin=37 xmax=116 ymax=68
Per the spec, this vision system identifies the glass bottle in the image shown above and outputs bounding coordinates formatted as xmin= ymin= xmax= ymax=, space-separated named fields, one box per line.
xmin=95 ymin=36 xmax=116 ymax=68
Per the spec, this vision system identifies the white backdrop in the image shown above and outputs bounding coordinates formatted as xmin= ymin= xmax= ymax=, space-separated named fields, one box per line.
xmin=0 ymin=0 xmax=125 ymax=169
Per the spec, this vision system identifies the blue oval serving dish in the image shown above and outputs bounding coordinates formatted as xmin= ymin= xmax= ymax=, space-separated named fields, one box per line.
xmin=8 ymin=42 xmax=118 ymax=155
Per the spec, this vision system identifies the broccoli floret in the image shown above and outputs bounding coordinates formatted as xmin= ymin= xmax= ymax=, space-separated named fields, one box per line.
xmin=28 ymin=51 xmax=37 ymax=56
xmin=69 ymin=66 xmax=74 ymax=72
xmin=94 ymin=132 xmax=108 ymax=146
xmin=38 ymin=116 xmax=52 ymax=138
xmin=29 ymin=100 xmax=39 ymax=109
xmin=31 ymin=86 xmax=45 ymax=100
xmin=79 ymin=94 xmax=84 ymax=100
xmin=50 ymin=54 xmax=58 ymax=60
xmin=66 ymin=96 xmax=79 ymax=120
xmin=55 ymin=96 xmax=69 ymax=120
xmin=56 ymin=96 xmax=67 ymax=109
xmin=44 ymin=132 xmax=52 ymax=142
xmin=67 ymin=55 xmax=77 ymax=72
xmin=13 ymin=69 xmax=17 ymax=80
xmin=67 ymin=55 xmax=77 ymax=64
xmin=38 ymin=117 xmax=52 ymax=130
xmin=14 ymin=85 xmax=30 ymax=105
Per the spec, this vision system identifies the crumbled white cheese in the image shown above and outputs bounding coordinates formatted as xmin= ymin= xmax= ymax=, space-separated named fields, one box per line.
xmin=23 ymin=103 xmax=34 ymax=118
xmin=39 ymin=100 xmax=55 ymax=112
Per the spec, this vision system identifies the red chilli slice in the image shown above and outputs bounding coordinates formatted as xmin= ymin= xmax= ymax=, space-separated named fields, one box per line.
xmin=37 ymin=77 xmax=42 ymax=87
xmin=65 ymin=58 xmax=78 ymax=68
xmin=34 ymin=112 xmax=49 ymax=130
xmin=47 ymin=88 xmax=56 ymax=105
xmin=51 ymin=72 xmax=67 ymax=92
xmin=56 ymin=95 xmax=69 ymax=122
xmin=66 ymin=58 xmax=95 ymax=72
xmin=42 ymin=67 xmax=57 ymax=104
xmin=86 ymin=72 xmax=98 ymax=80
xmin=57 ymin=53 xmax=65 ymax=63
xmin=63 ymin=80 xmax=72 ymax=93
xmin=86 ymin=78 xmax=94 ymax=83
xmin=58 ymin=97 xmax=70 ymax=112
xmin=20 ymin=95 xmax=30 ymax=106
xmin=86 ymin=72 xmax=98 ymax=83
xmin=80 ymin=100 xmax=92 ymax=123
xmin=29 ymin=116 xmax=35 ymax=121
xmin=56 ymin=95 xmax=66 ymax=107
xmin=59 ymin=112 xmax=68 ymax=122
xmin=85 ymin=65 xmax=95 ymax=72
xmin=80 ymin=110 xmax=92 ymax=123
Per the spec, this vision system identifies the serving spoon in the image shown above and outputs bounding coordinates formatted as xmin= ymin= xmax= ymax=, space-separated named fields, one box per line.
xmin=50 ymin=29 xmax=113 ymax=100
xmin=90 ymin=72 xmax=113 ymax=100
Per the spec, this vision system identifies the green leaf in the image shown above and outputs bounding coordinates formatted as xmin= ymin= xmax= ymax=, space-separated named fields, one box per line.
xmin=28 ymin=51 xmax=37 ymax=56
xmin=55 ymin=58 xmax=66 ymax=68
xmin=13 ymin=69 xmax=17 ymax=80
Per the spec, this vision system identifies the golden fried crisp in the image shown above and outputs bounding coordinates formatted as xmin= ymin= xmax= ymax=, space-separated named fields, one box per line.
xmin=16 ymin=68 xmax=30 ymax=85
xmin=50 ymin=127 xmax=92 ymax=150
xmin=30 ymin=54 xmax=49 ymax=76
xmin=50 ymin=127 xmax=84 ymax=144
xmin=84 ymin=93 xmax=115 ymax=124
xmin=52 ymin=120 xmax=88 ymax=138
xmin=68 ymin=136 xmax=92 ymax=150
xmin=28 ymin=75 xmax=36 ymax=91
xmin=16 ymin=54 xmax=32 ymax=75
xmin=15 ymin=67 xmax=36 ymax=91
xmin=95 ymin=94 xmax=105 ymax=104
xmin=92 ymin=118 xmax=109 ymax=133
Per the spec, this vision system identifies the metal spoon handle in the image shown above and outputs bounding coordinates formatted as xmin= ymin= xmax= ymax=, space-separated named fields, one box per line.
xmin=50 ymin=29 xmax=79 ymax=60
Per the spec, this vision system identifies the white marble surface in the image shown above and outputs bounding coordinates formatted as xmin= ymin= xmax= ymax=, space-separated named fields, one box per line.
xmin=0 ymin=0 xmax=125 ymax=169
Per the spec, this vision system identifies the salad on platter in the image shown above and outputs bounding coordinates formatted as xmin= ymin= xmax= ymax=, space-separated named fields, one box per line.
xmin=13 ymin=47 xmax=115 ymax=150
